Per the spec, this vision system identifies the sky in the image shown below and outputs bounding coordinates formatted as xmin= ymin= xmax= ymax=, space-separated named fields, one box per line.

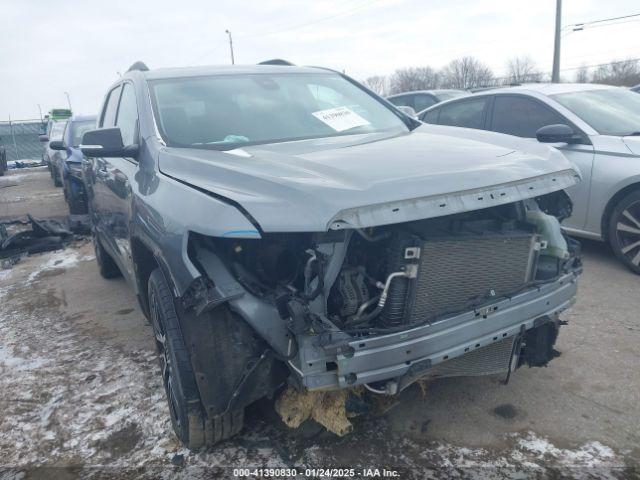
xmin=1 ymin=0 xmax=639 ymax=119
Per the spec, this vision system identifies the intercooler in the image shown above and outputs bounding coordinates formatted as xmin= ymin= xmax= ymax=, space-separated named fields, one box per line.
xmin=406 ymin=233 xmax=539 ymax=323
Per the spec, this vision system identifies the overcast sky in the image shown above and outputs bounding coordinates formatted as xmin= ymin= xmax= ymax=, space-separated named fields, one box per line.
xmin=1 ymin=0 xmax=638 ymax=119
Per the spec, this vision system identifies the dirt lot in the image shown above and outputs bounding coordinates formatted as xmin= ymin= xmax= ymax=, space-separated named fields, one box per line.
xmin=1 ymin=168 xmax=639 ymax=479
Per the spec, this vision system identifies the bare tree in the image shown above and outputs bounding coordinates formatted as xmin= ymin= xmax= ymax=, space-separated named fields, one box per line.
xmin=574 ymin=65 xmax=590 ymax=83
xmin=362 ymin=75 xmax=389 ymax=96
xmin=441 ymin=56 xmax=494 ymax=89
xmin=506 ymin=55 xmax=543 ymax=83
xmin=592 ymin=59 xmax=640 ymax=86
xmin=388 ymin=67 xmax=440 ymax=94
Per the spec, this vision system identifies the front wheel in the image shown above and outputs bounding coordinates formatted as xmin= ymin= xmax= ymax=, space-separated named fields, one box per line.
xmin=52 ymin=164 xmax=63 ymax=187
xmin=65 ymin=178 xmax=87 ymax=214
xmin=147 ymin=269 xmax=245 ymax=449
xmin=608 ymin=189 xmax=640 ymax=274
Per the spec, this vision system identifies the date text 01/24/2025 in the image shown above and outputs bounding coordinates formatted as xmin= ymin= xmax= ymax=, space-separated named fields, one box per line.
xmin=233 ymin=468 xmax=401 ymax=478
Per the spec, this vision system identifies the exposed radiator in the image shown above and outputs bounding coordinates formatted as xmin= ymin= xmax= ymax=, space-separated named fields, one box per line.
xmin=409 ymin=233 xmax=538 ymax=323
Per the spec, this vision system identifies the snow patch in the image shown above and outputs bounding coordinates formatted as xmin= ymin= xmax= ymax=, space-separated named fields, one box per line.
xmin=26 ymin=250 xmax=87 ymax=283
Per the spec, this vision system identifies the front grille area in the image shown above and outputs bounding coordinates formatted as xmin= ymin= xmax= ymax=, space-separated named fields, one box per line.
xmin=409 ymin=233 xmax=537 ymax=323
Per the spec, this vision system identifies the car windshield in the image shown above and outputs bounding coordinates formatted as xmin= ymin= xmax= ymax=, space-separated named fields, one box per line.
xmin=149 ymin=72 xmax=408 ymax=149
xmin=50 ymin=121 xmax=67 ymax=141
xmin=551 ymin=88 xmax=640 ymax=136
xmin=70 ymin=120 xmax=95 ymax=147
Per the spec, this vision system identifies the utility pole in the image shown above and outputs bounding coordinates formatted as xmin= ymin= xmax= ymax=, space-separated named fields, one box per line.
xmin=64 ymin=91 xmax=72 ymax=110
xmin=552 ymin=0 xmax=562 ymax=83
xmin=37 ymin=104 xmax=43 ymax=122
xmin=225 ymin=29 xmax=235 ymax=65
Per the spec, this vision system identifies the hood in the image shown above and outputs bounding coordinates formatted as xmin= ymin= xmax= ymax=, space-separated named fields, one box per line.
xmin=623 ymin=136 xmax=640 ymax=155
xmin=159 ymin=124 xmax=580 ymax=233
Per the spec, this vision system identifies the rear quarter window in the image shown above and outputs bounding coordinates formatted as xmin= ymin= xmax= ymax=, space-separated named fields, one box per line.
xmin=438 ymin=98 xmax=488 ymax=129
xmin=421 ymin=108 xmax=439 ymax=124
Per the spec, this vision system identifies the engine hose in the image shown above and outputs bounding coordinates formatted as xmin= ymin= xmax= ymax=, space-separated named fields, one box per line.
xmin=299 ymin=256 xmax=324 ymax=301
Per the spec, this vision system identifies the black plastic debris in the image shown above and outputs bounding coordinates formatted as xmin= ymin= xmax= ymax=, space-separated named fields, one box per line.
xmin=8 ymin=160 xmax=46 ymax=169
xmin=0 ymin=214 xmax=89 ymax=262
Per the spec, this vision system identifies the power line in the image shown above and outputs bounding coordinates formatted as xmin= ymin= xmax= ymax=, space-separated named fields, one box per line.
xmin=560 ymin=57 xmax=640 ymax=73
xmin=563 ymin=12 xmax=640 ymax=30
xmin=235 ymin=0 xmax=384 ymax=39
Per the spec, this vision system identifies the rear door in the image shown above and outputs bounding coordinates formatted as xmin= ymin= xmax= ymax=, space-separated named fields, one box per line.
xmin=423 ymin=96 xmax=491 ymax=129
xmin=488 ymin=94 xmax=595 ymax=231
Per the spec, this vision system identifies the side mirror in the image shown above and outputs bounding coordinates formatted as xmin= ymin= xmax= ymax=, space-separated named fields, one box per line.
xmin=397 ymin=105 xmax=418 ymax=119
xmin=536 ymin=124 xmax=578 ymax=144
xmin=80 ymin=128 xmax=138 ymax=158
xmin=39 ymin=134 xmax=49 ymax=142
xmin=49 ymin=140 xmax=65 ymax=150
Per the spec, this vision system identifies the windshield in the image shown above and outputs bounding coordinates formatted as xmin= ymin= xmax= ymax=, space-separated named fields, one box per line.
xmin=150 ymin=72 xmax=408 ymax=149
xmin=70 ymin=120 xmax=95 ymax=146
xmin=551 ymin=88 xmax=640 ymax=136
xmin=50 ymin=121 xmax=67 ymax=141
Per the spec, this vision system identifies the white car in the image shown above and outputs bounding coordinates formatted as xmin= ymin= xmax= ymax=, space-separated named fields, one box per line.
xmin=419 ymin=83 xmax=640 ymax=273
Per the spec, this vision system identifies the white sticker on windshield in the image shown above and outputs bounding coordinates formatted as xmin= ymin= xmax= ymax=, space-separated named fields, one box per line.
xmin=312 ymin=106 xmax=370 ymax=132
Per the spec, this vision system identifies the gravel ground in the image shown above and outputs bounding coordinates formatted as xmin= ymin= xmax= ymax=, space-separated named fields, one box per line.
xmin=0 ymin=169 xmax=638 ymax=479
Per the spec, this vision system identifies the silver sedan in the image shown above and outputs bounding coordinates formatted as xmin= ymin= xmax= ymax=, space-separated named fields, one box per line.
xmin=418 ymin=83 xmax=640 ymax=274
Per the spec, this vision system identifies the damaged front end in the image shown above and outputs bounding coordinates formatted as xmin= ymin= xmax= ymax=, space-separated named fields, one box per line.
xmin=185 ymin=189 xmax=581 ymax=406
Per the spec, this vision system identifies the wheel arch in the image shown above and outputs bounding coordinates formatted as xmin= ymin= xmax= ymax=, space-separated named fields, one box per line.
xmin=131 ymin=235 xmax=168 ymax=318
xmin=601 ymin=181 xmax=640 ymax=242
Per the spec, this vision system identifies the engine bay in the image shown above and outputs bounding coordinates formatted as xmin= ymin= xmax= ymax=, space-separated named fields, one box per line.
xmin=206 ymin=194 xmax=580 ymax=337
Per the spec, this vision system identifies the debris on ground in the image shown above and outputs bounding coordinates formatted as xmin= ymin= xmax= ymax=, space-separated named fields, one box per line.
xmin=0 ymin=214 xmax=90 ymax=268
xmin=275 ymin=387 xmax=354 ymax=436
xmin=7 ymin=159 xmax=46 ymax=169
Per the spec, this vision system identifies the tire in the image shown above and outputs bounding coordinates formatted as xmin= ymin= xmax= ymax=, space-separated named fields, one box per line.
xmin=53 ymin=167 xmax=63 ymax=187
xmin=608 ymin=189 xmax=640 ymax=275
xmin=147 ymin=268 xmax=244 ymax=449
xmin=65 ymin=178 xmax=87 ymax=215
xmin=93 ymin=234 xmax=122 ymax=279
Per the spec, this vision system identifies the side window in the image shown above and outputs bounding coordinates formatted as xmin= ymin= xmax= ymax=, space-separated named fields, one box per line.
xmin=491 ymin=96 xmax=565 ymax=138
xmin=413 ymin=94 xmax=436 ymax=112
xmin=438 ymin=98 xmax=488 ymax=129
xmin=100 ymin=86 xmax=122 ymax=127
xmin=421 ymin=108 xmax=440 ymax=124
xmin=388 ymin=95 xmax=414 ymax=110
xmin=116 ymin=83 xmax=139 ymax=146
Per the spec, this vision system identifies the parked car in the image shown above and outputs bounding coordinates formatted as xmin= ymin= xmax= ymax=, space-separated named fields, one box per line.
xmin=387 ymin=89 xmax=468 ymax=113
xmin=81 ymin=62 xmax=581 ymax=449
xmin=419 ymin=83 xmax=640 ymax=274
xmin=39 ymin=119 xmax=68 ymax=186
xmin=0 ymin=138 xmax=7 ymax=176
xmin=49 ymin=115 xmax=97 ymax=214
xmin=631 ymin=84 xmax=640 ymax=93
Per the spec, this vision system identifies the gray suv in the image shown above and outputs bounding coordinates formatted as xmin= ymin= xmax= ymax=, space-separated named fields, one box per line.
xmin=82 ymin=62 xmax=581 ymax=449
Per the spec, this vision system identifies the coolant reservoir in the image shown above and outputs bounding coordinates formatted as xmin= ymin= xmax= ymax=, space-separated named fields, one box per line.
xmin=526 ymin=209 xmax=569 ymax=259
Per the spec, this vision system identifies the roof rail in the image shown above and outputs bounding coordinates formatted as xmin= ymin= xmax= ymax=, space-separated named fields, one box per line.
xmin=127 ymin=61 xmax=149 ymax=72
xmin=258 ymin=59 xmax=295 ymax=66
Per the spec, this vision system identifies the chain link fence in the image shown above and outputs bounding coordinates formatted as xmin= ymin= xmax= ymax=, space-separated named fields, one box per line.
xmin=0 ymin=119 xmax=46 ymax=162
